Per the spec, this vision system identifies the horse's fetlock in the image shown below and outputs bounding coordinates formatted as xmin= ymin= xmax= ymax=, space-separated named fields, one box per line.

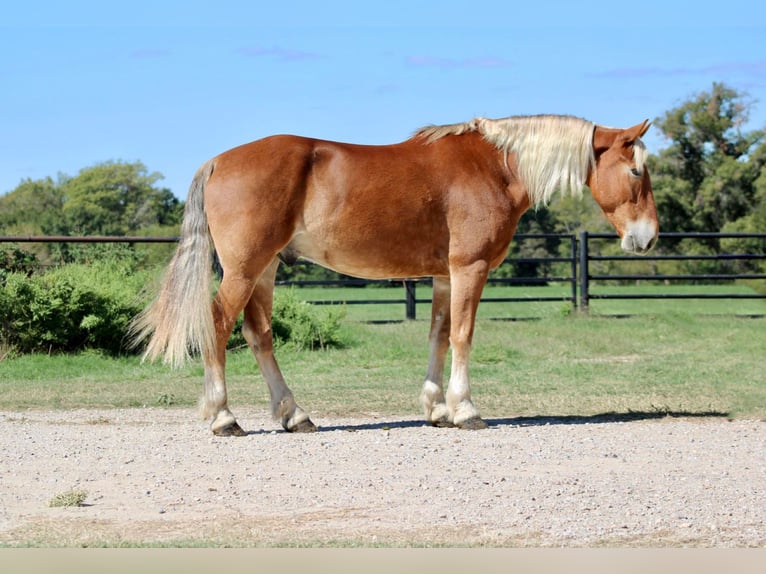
xmin=273 ymin=395 xmax=296 ymax=420
xmin=210 ymin=409 xmax=238 ymax=434
xmin=452 ymin=400 xmax=482 ymax=427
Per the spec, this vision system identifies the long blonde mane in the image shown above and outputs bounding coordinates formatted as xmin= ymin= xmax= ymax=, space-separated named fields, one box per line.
xmin=415 ymin=114 xmax=598 ymax=205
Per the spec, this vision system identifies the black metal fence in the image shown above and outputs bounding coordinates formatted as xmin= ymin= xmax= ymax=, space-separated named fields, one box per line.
xmin=2 ymin=232 xmax=765 ymax=320
xmin=578 ymin=231 xmax=766 ymax=312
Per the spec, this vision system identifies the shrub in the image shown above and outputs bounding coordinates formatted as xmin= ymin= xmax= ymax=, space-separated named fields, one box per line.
xmin=1 ymin=263 xmax=344 ymax=356
xmin=0 ymin=246 xmax=39 ymax=278
xmin=271 ymin=288 xmax=345 ymax=350
xmin=0 ymin=260 xmax=150 ymax=355
xmin=227 ymin=288 xmax=345 ymax=351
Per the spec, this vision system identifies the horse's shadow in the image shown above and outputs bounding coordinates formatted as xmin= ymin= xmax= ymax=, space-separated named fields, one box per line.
xmin=240 ymin=410 xmax=729 ymax=435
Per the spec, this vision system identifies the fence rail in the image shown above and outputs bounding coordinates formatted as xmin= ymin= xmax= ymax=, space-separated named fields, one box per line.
xmin=0 ymin=235 xmax=179 ymax=243
xmin=2 ymin=232 xmax=764 ymax=320
xmin=578 ymin=231 xmax=766 ymax=311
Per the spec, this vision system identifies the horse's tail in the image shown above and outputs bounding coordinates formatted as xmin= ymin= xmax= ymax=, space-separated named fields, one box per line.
xmin=130 ymin=159 xmax=217 ymax=368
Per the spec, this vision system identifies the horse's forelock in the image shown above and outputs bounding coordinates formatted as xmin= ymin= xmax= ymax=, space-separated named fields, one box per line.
xmin=633 ymin=137 xmax=648 ymax=174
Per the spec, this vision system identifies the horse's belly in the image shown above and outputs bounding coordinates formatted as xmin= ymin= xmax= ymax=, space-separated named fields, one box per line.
xmin=285 ymin=232 xmax=448 ymax=280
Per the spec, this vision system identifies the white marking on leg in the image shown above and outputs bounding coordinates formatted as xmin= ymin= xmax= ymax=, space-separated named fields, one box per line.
xmin=446 ymin=346 xmax=481 ymax=426
xmin=201 ymin=360 xmax=238 ymax=432
xmin=420 ymin=380 xmax=450 ymax=423
xmin=445 ymin=261 xmax=488 ymax=427
xmin=210 ymin=408 xmax=238 ymax=433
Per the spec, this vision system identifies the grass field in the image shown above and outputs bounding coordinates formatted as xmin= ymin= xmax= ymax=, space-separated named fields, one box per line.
xmin=1 ymin=296 xmax=764 ymax=420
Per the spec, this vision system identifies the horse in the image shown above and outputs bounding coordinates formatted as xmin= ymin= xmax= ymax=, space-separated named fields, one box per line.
xmin=131 ymin=114 xmax=658 ymax=435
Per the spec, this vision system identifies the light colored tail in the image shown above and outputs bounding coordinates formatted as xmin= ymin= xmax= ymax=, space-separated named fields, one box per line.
xmin=130 ymin=159 xmax=216 ymax=368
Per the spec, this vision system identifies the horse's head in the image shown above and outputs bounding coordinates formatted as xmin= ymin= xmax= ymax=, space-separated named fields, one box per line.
xmin=588 ymin=120 xmax=658 ymax=254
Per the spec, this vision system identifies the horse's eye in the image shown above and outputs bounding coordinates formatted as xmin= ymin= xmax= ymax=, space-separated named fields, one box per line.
xmin=630 ymin=167 xmax=641 ymax=177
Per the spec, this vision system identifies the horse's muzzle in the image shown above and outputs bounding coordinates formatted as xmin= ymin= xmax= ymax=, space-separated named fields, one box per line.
xmin=621 ymin=219 xmax=659 ymax=254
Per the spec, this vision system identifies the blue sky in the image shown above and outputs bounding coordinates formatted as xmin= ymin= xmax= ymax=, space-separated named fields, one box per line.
xmin=2 ymin=1 xmax=765 ymax=199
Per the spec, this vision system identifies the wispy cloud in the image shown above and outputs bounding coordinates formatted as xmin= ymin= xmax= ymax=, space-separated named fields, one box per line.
xmin=406 ymin=55 xmax=513 ymax=69
xmin=592 ymin=60 xmax=766 ymax=79
xmin=237 ymin=46 xmax=321 ymax=62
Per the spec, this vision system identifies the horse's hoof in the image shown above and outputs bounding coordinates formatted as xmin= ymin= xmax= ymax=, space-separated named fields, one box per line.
xmin=286 ymin=419 xmax=318 ymax=433
xmin=457 ymin=417 xmax=488 ymax=430
xmin=430 ymin=417 xmax=456 ymax=428
xmin=213 ymin=422 xmax=247 ymax=437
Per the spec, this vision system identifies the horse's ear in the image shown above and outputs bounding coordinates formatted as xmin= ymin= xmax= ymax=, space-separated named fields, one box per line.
xmin=593 ymin=120 xmax=651 ymax=156
xmin=624 ymin=119 xmax=651 ymax=142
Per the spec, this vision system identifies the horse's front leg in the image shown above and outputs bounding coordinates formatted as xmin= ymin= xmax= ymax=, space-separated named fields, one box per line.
xmin=242 ymin=260 xmax=316 ymax=433
xmin=420 ymin=276 xmax=453 ymax=426
xmin=446 ymin=261 xmax=489 ymax=430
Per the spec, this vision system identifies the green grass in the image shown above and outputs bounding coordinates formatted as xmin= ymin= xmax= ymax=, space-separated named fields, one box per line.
xmin=1 ymin=312 xmax=764 ymax=420
xmin=586 ymin=283 xmax=766 ymax=316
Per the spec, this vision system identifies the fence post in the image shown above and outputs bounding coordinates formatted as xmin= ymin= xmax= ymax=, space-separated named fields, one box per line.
xmin=579 ymin=231 xmax=589 ymax=312
xmin=570 ymin=235 xmax=578 ymax=311
xmin=404 ymin=280 xmax=417 ymax=320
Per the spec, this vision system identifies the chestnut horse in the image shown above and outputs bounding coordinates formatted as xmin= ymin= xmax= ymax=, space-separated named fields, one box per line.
xmin=132 ymin=114 xmax=657 ymax=435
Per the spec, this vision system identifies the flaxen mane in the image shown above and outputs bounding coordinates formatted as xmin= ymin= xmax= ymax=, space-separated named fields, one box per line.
xmin=415 ymin=114 xmax=646 ymax=205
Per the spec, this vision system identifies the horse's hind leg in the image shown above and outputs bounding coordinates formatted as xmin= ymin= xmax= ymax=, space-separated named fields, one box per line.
xmin=420 ymin=276 xmax=453 ymax=427
xmin=202 ymin=273 xmax=257 ymax=436
xmin=242 ymin=259 xmax=316 ymax=433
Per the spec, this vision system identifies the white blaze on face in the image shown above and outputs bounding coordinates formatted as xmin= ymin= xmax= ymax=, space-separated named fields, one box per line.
xmin=621 ymin=218 xmax=658 ymax=253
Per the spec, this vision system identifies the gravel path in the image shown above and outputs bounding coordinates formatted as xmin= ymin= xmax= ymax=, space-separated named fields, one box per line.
xmin=1 ymin=408 xmax=764 ymax=547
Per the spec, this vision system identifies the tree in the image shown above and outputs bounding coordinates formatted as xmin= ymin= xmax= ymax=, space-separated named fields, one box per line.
xmin=501 ymin=207 xmax=563 ymax=281
xmin=0 ymin=177 xmax=66 ymax=236
xmin=648 ymin=82 xmax=765 ymax=247
xmin=720 ymin=149 xmax=766 ymax=272
xmin=1 ymin=161 xmax=182 ymax=238
xmin=0 ymin=178 xmax=68 ymax=266
xmin=548 ymin=190 xmax=613 ymax=237
xmin=0 ymin=161 xmax=182 ymax=268
xmin=60 ymin=161 xmax=181 ymax=236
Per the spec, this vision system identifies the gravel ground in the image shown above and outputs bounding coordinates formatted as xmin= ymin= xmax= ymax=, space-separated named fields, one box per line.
xmin=0 ymin=407 xmax=764 ymax=547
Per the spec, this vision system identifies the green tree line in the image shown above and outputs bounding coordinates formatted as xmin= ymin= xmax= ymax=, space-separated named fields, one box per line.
xmin=0 ymin=161 xmax=182 ymax=270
